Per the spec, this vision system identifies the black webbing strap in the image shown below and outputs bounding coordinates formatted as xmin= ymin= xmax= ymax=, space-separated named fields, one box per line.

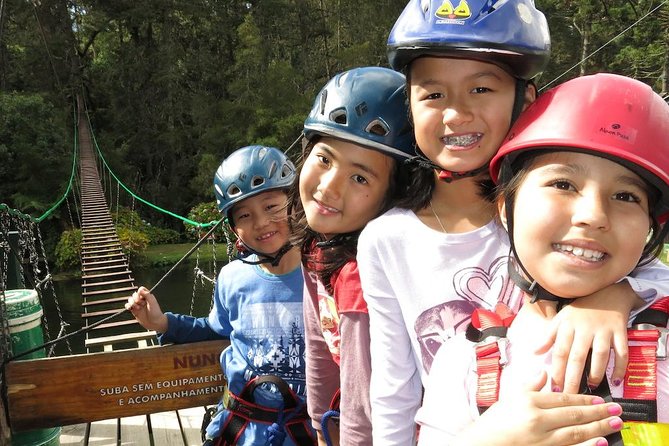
xmin=580 ymin=352 xmax=624 ymax=446
xmin=220 ymin=375 xmax=315 ymax=446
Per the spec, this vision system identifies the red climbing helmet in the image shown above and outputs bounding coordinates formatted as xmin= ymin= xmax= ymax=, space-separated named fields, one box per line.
xmin=490 ymin=73 xmax=669 ymax=220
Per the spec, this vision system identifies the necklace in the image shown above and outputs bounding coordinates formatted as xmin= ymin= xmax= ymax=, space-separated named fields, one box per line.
xmin=429 ymin=200 xmax=447 ymax=233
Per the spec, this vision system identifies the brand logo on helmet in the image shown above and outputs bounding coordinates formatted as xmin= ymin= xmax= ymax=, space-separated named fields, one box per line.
xmin=435 ymin=0 xmax=471 ymax=24
xmin=599 ymin=123 xmax=637 ymax=144
xmin=355 ymin=102 xmax=368 ymax=116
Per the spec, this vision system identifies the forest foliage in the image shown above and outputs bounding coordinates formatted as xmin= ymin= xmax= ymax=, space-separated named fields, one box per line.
xmin=1 ymin=0 xmax=668 ymax=243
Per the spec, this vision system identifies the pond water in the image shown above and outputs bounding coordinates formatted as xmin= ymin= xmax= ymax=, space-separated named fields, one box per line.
xmin=40 ymin=262 xmax=216 ymax=355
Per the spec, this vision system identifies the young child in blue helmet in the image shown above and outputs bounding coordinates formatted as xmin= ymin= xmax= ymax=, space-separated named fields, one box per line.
xmin=126 ymin=145 xmax=316 ymax=446
xmin=287 ymin=66 xmax=414 ymax=446
xmin=356 ymin=1 xmax=669 ymax=444
xmin=418 ymin=73 xmax=669 ymax=446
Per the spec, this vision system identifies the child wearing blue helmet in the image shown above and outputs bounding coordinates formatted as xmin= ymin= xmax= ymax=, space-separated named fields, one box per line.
xmin=288 ymin=66 xmax=414 ymax=446
xmin=126 ymin=145 xmax=316 ymax=446
xmin=356 ymin=1 xmax=669 ymax=444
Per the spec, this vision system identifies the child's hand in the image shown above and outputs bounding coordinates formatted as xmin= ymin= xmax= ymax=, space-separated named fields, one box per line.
xmin=453 ymin=372 xmax=623 ymax=446
xmin=125 ymin=286 xmax=169 ymax=333
xmin=536 ymin=282 xmax=640 ymax=394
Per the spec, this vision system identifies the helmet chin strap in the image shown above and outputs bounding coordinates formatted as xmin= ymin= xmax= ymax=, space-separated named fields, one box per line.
xmin=314 ymin=231 xmax=360 ymax=249
xmin=411 ymin=79 xmax=529 ymax=183
xmin=501 ymin=156 xmax=568 ymax=307
xmin=236 ymin=242 xmax=293 ymax=267
xmin=507 ymin=257 xmax=567 ymax=306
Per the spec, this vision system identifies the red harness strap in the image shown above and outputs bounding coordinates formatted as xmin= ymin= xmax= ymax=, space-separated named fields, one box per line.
xmin=219 ymin=375 xmax=316 ymax=446
xmin=467 ymin=304 xmax=515 ymax=413
xmin=624 ymin=329 xmax=659 ymax=400
xmin=616 ymin=296 xmax=669 ymax=423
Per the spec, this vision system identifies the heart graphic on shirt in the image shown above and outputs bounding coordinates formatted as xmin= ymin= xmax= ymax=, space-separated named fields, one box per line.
xmin=453 ymin=256 xmax=513 ymax=307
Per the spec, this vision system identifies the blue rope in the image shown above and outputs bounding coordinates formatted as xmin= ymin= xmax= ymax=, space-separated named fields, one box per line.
xmin=321 ymin=409 xmax=340 ymax=446
xmin=265 ymin=400 xmax=307 ymax=446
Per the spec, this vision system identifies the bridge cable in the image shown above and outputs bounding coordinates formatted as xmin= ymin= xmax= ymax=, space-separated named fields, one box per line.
xmin=541 ymin=0 xmax=668 ymax=91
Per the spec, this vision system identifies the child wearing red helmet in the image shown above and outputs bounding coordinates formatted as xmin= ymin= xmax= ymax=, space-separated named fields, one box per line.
xmin=418 ymin=74 xmax=669 ymax=445
xmin=356 ymin=1 xmax=669 ymax=444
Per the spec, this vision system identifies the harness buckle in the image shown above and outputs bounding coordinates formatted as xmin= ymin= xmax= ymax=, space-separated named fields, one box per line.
xmin=631 ymin=324 xmax=668 ymax=360
xmin=497 ymin=337 xmax=509 ymax=366
xmin=478 ymin=336 xmax=509 ymax=366
xmin=657 ymin=327 xmax=668 ymax=360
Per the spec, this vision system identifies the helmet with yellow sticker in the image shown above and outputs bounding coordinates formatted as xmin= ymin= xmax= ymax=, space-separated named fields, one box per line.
xmin=387 ymin=0 xmax=551 ymax=80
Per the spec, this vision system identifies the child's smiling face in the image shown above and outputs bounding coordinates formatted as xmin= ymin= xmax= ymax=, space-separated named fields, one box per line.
xmin=230 ymin=189 xmax=291 ymax=256
xmin=299 ymin=137 xmax=393 ymax=239
xmin=409 ymin=57 xmax=526 ymax=174
xmin=505 ymin=151 xmax=652 ymax=298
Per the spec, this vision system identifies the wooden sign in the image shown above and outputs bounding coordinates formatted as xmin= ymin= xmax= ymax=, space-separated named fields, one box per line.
xmin=5 ymin=339 xmax=229 ymax=431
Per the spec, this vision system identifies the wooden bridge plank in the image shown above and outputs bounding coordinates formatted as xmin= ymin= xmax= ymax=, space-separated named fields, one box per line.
xmin=89 ymin=319 xmax=140 ymax=330
xmin=82 ymin=286 xmax=137 ymax=297
xmin=82 ymin=270 xmax=132 ymax=280
xmin=81 ymin=296 xmax=130 ymax=306
xmin=82 ymin=278 xmax=135 ymax=288
xmin=84 ymin=331 xmax=157 ymax=348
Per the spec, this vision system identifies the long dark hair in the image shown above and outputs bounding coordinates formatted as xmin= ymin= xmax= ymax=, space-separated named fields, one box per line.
xmin=288 ymin=136 xmax=407 ymax=294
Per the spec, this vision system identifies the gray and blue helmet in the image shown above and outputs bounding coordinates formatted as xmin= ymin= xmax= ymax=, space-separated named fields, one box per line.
xmin=213 ymin=145 xmax=296 ymax=220
xmin=303 ymin=66 xmax=415 ymax=160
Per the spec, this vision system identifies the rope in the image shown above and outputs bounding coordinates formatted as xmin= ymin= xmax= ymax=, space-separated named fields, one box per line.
xmin=541 ymin=1 xmax=668 ymax=91
xmin=284 ymin=133 xmax=304 ymax=157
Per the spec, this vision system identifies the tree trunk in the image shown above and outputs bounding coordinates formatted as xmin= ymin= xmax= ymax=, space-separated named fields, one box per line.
xmin=579 ymin=21 xmax=590 ymax=77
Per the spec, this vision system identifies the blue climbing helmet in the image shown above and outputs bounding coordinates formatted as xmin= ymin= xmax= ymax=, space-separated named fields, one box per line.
xmin=387 ymin=0 xmax=551 ymax=80
xmin=303 ymin=66 xmax=415 ymax=160
xmin=213 ymin=145 xmax=296 ymax=221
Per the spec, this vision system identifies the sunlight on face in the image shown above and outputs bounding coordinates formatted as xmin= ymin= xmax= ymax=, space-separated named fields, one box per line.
xmin=507 ymin=151 xmax=652 ymax=298
xmin=409 ymin=57 xmax=521 ymax=173
xmin=231 ymin=189 xmax=290 ymax=255
xmin=298 ymin=137 xmax=394 ymax=238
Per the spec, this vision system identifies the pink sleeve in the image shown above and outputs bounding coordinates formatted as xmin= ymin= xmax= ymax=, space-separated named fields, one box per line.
xmin=339 ymin=311 xmax=373 ymax=445
xmin=303 ymin=270 xmax=341 ymax=430
xmin=333 ymin=261 xmax=368 ymax=313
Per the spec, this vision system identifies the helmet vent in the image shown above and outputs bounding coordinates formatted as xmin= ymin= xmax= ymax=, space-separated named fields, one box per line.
xmin=366 ymin=119 xmax=390 ymax=137
xmin=227 ymin=184 xmax=242 ymax=198
xmin=330 ymin=108 xmax=347 ymax=125
xmin=251 ymin=176 xmax=265 ymax=188
xmin=280 ymin=163 xmax=293 ymax=179
xmin=319 ymin=90 xmax=328 ymax=115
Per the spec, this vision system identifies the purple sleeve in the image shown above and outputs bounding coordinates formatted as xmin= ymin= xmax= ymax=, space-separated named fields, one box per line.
xmin=339 ymin=311 xmax=372 ymax=446
xmin=303 ymin=272 xmax=341 ymax=431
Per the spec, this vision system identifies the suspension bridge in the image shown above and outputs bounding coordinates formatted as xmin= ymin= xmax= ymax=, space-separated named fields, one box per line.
xmin=0 ymin=99 xmax=229 ymax=445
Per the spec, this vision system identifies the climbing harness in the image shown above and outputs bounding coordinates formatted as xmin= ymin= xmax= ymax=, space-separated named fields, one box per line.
xmin=467 ymin=297 xmax=669 ymax=444
xmin=211 ymin=375 xmax=315 ymax=446
xmin=465 ymin=304 xmax=515 ymax=413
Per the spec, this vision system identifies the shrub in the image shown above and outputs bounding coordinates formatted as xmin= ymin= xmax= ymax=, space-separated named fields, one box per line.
xmin=55 ymin=229 xmax=82 ymax=271
xmin=185 ymin=201 xmax=223 ymax=240
xmin=117 ymin=227 xmax=150 ymax=260
xmin=145 ymin=226 xmax=181 ymax=245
